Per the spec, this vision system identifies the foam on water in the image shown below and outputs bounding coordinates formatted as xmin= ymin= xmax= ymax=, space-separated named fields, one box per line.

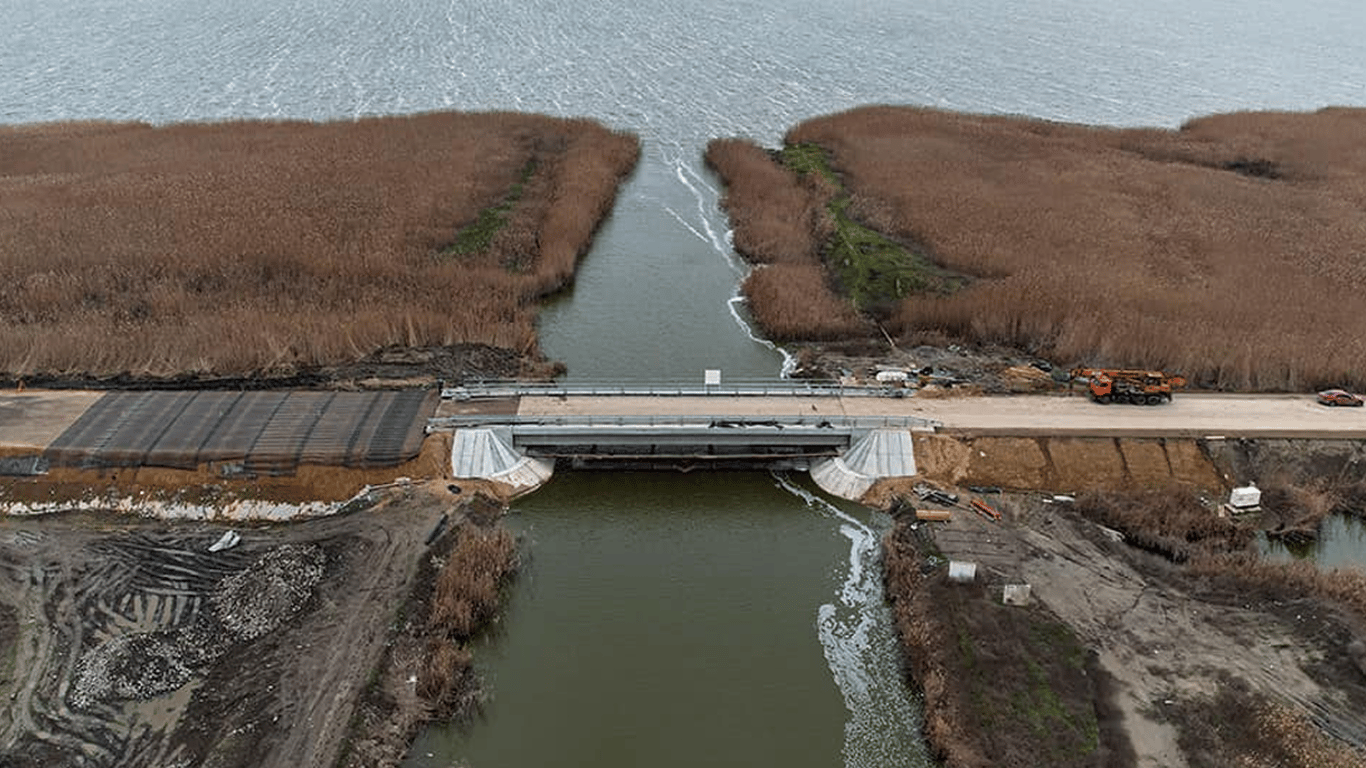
xmin=774 ymin=473 xmax=930 ymax=767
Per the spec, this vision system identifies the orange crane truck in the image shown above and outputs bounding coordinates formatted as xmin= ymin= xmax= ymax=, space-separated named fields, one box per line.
xmin=1070 ymin=368 xmax=1186 ymax=405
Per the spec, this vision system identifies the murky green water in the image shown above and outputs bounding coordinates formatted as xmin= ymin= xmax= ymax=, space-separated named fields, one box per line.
xmin=1261 ymin=514 xmax=1366 ymax=572
xmin=407 ymin=472 xmax=928 ymax=768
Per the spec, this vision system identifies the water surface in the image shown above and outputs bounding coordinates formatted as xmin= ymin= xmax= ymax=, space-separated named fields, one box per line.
xmin=5 ymin=2 xmax=1366 ymax=765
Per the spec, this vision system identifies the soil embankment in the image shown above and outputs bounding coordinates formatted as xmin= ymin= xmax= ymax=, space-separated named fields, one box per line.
xmin=0 ymin=481 xmax=517 ymax=768
xmin=908 ymin=434 xmax=1224 ymax=492
xmin=879 ymin=437 xmax=1366 ymax=768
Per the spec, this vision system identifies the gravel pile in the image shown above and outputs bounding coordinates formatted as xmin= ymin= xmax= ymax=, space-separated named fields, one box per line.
xmin=71 ymin=632 xmax=193 ymax=708
xmin=68 ymin=543 xmax=328 ymax=710
xmin=211 ymin=544 xmax=326 ymax=641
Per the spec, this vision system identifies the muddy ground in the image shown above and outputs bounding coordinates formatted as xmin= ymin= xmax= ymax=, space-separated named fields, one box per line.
xmin=0 ymin=480 xmax=488 ymax=768
xmin=791 ymin=339 xmax=1062 ymax=394
xmin=884 ymin=489 xmax=1366 ymax=768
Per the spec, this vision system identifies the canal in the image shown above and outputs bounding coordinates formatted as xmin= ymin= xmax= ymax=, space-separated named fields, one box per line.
xmin=5 ymin=0 xmax=1366 ymax=765
xmin=409 ymin=472 xmax=925 ymax=767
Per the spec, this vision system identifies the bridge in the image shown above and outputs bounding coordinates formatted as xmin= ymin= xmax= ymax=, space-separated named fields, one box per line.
xmin=4 ymin=381 xmax=1363 ymax=503
xmin=432 ymin=381 xmax=938 ymax=498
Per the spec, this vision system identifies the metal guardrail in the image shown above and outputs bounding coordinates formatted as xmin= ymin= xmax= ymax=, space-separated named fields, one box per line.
xmin=428 ymin=413 xmax=940 ymax=432
xmin=441 ymin=379 xmax=911 ymax=400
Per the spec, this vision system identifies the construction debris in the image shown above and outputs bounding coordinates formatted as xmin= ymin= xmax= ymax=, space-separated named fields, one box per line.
xmin=970 ymin=498 xmax=1002 ymax=522
xmin=208 ymin=529 xmax=241 ymax=552
xmin=948 ymin=561 xmax=978 ymax=582
xmin=914 ymin=483 xmax=960 ymax=507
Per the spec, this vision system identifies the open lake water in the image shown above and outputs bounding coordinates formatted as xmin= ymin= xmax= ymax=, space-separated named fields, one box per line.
xmin=4 ymin=1 xmax=1365 ymax=764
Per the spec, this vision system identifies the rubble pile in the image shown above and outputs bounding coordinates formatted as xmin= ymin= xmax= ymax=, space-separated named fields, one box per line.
xmin=69 ymin=543 xmax=328 ymax=711
xmin=212 ymin=545 xmax=325 ymax=641
xmin=71 ymin=632 xmax=194 ymax=708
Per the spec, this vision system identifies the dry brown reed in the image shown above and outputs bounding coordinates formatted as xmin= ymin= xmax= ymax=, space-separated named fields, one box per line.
xmin=1187 ymin=553 xmax=1366 ymax=627
xmin=705 ymin=138 xmax=866 ymax=340
xmin=1074 ymin=486 xmax=1256 ymax=561
xmin=417 ymin=638 xmax=472 ymax=702
xmin=429 ymin=521 xmax=517 ymax=640
xmin=0 ymin=113 xmax=639 ymax=380
xmin=783 ymin=106 xmax=1366 ymax=391
xmin=341 ymin=498 xmax=517 ymax=768
xmin=1077 ymin=485 xmax=1366 ymax=652
xmin=882 ymin=524 xmax=988 ymax=767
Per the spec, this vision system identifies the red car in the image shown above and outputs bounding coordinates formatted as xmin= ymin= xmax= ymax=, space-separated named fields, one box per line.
xmin=1317 ymin=388 xmax=1364 ymax=407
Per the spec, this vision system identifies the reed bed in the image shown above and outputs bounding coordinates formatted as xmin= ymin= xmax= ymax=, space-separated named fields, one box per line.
xmin=428 ymin=521 xmax=517 ymax=640
xmin=704 ymin=138 xmax=866 ymax=340
xmin=342 ymin=501 xmax=518 ymax=768
xmin=1077 ymin=485 xmax=1366 ymax=648
xmin=766 ymin=106 xmax=1366 ymax=390
xmin=1074 ymin=487 xmax=1366 ymax=762
xmin=1073 ymin=486 xmax=1257 ymax=561
xmin=1165 ymin=679 xmax=1365 ymax=768
xmin=0 ymin=113 xmax=639 ymax=381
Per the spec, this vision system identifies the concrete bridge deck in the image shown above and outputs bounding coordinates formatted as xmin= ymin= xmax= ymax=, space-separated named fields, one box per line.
xmin=437 ymin=391 xmax=1366 ymax=439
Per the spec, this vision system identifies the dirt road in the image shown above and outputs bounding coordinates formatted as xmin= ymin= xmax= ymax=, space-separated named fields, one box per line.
xmin=0 ymin=391 xmax=102 ymax=452
xmin=5 ymin=390 xmax=1362 ymax=460
xmin=910 ymin=496 xmax=1366 ymax=767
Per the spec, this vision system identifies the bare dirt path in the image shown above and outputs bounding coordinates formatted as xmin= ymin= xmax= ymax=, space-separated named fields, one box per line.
xmin=927 ymin=500 xmax=1366 ymax=767
xmin=0 ymin=391 xmax=102 ymax=452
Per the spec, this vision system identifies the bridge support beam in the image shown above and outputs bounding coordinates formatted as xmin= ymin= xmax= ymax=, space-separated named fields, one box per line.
xmin=450 ymin=427 xmax=554 ymax=496
xmin=809 ymin=428 xmax=918 ymax=501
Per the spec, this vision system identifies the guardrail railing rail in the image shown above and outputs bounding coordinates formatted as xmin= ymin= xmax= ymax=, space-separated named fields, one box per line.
xmin=441 ymin=379 xmax=913 ymax=400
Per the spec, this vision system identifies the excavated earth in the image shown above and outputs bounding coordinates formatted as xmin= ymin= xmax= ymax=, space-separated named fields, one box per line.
xmin=875 ymin=436 xmax=1366 ymax=767
xmin=0 ymin=481 xmax=479 ymax=768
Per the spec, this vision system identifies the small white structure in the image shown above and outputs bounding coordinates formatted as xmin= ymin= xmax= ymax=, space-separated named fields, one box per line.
xmin=1222 ymin=482 xmax=1262 ymax=516
xmin=1002 ymin=584 xmax=1033 ymax=606
xmin=948 ymin=561 xmax=977 ymax=583
xmin=1228 ymin=483 xmax=1261 ymax=510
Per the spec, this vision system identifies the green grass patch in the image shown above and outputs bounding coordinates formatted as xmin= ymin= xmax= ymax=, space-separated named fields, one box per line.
xmin=944 ymin=589 xmax=1100 ymax=765
xmin=441 ymin=159 xmax=537 ymax=262
xmin=778 ymin=143 xmax=967 ymax=312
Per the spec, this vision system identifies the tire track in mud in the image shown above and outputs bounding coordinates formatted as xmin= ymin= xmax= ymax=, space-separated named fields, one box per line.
xmin=0 ymin=488 xmax=451 ymax=768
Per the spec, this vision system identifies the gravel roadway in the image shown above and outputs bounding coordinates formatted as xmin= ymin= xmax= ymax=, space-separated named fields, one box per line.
xmin=515 ymin=392 xmax=1366 ymax=438
xmin=5 ymin=390 xmax=1364 ymax=457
